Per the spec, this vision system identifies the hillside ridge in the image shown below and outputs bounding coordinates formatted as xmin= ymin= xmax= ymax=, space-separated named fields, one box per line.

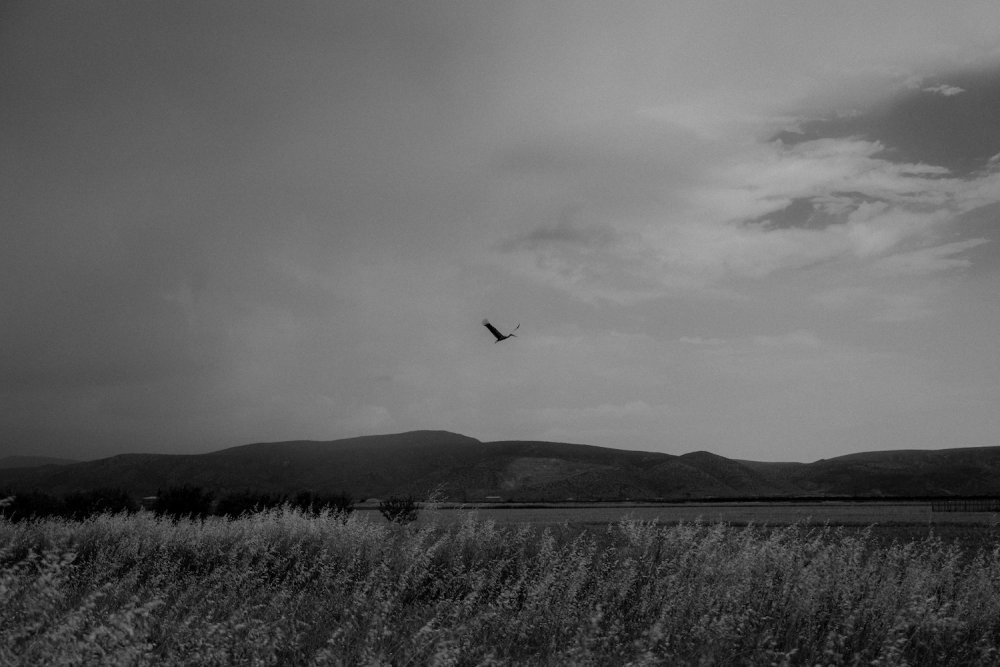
xmin=2 ymin=430 xmax=998 ymax=500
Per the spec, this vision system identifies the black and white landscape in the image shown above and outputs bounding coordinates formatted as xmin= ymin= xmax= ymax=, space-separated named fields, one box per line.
xmin=4 ymin=3 xmax=1000 ymax=665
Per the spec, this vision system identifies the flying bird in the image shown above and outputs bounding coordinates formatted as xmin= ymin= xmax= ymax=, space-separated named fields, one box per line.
xmin=483 ymin=318 xmax=519 ymax=343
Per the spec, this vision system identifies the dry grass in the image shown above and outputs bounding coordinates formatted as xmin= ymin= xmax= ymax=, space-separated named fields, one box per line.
xmin=3 ymin=508 xmax=1000 ymax=665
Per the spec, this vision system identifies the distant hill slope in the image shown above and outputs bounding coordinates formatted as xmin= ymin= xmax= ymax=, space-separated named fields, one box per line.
xmin=1 ymin=431 xmax=998 ymax=500
xmin=0 ymin=455 xmax=78 ymax=470
xmin=783 ymin=447 xmax=1000 ymax=497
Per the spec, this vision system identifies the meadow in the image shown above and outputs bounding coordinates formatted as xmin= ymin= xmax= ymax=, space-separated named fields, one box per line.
xmin=400 ymin=501 xmax=951 ymax=529
xmin=3 ymin=506 xmax=1000 ymax=665
xmin=404 ymin=501 xmax=1000 ymax=551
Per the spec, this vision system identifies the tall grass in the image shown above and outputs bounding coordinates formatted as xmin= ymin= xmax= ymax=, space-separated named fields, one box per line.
xmin=2 ymin=509 xmax=1000 ymax=665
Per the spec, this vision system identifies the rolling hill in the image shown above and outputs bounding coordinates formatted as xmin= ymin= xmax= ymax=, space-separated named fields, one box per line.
xmin=1 ymin=430 xmax=998 ymax=501
xmin=0 ymin=455 xmax=78 ymax=470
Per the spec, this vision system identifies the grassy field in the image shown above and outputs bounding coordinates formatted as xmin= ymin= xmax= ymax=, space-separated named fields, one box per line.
xmin=392 ymin=500 xmax=951 ymax=526
xmin=3 ymin=505 xmax=1000 ymax=665
xmin=363 ymin=501 xmax=1000 ymax=551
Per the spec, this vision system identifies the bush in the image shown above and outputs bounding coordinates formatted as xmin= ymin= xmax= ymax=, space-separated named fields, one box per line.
xmin=378 ymin=495 xmax=419 ymax=523
xmin=215 ymin=491 xmax=285 ymax=518
xmin=290 ymin=491 xmax=354 ymax=516
xmin=0 ymin=491 xmax=63 ymax=522
xmin=151 ymin=485 xmax=214 ymax=521
xmin=62 ymin=488 xmax=138 ymax=520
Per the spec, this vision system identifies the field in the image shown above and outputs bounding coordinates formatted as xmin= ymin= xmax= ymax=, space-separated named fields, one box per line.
xmin=395 ymin=500 xmax=960 ymax=527
xmin=3 ymin=504 xmax=1000 ymax=665
xmin=399 ymin=501 xmax=1000 ymax=551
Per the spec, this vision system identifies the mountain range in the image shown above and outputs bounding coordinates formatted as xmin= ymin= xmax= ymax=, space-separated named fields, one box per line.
xmin=0 ymin=455 xmax=79 ymax=470
xmin=2 ymin=430 xmax=999 ymax=501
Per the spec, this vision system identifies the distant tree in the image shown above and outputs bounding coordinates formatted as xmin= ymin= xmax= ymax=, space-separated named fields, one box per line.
xmin=378 ymin=495 xmax=419 ymax=524
xmin=152 ymin=485 xmax=215 ymax=521
xmin=0 ymin=491 xmax=63 ymax=522
xmin=291 ymin=491 xmax=354 ymax=516
xmin=62 ymin=488 xmax=138 ymax=519
xmin=215 ymin=490 xmax=285 ymax=518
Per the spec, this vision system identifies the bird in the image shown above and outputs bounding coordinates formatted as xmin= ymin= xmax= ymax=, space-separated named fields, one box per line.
xmin=483 ymin=318 xmax=519 ymax=343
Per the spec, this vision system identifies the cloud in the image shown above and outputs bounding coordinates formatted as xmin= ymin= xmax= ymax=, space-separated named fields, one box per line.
xmin=781 ymin=65 xmax=1000 ymax=175
xmin=871 ymin=238 xmax=990 ymax=276
xmin=498 ymin=115 xmax=1000 ymax=303
xmin=922 ymin=84 xmax=966 ymax=96
xmin=711 ymin=138 xmax=954 ymax=215
xmin=496 ymin=210 xmax=666 ymax=304
xmin=500 ymin=206 xmax=622 ymax=252
xmin=488 ymin=63 xmax=1000 ymax=305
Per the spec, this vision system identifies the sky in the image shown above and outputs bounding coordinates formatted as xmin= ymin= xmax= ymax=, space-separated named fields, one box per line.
xmin=3 ymin=1 xmax=1000 ymax=462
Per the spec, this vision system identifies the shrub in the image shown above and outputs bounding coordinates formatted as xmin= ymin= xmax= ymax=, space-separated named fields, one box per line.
xmin=378 ymin=495 xmax=419 ymax=523
xmin=290 ymin=491 xmax=354 ymax=516
xmin=215 ymin=490 xmax=285 ymax=518
xmin=62 ymin=488 xmax=138 ymax=519
xmin=151 ymin=485 xmax=214 ymax=520
xmin=0 ymin=491 xmax=63 ymax=522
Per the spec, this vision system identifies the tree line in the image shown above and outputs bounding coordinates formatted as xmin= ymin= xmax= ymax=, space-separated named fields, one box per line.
xmin=0 ymin=486 xmax=421 ymax=523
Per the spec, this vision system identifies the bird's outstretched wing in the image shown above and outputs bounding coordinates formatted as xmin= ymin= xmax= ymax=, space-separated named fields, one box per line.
xmin=482 ymin=319 xmax=504 ymax=341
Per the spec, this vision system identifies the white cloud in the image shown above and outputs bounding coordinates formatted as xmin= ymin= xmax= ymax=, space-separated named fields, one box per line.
xmin=871 ymin=238 xmax=989 ymax=277
xmin=496 ymin=225 xmax=667 ymax=305
xmin=499 ymin=128 xmax=1000 ymax=304
xmin=923 ymin=84 xmax=966 ymax=96
xmin=636 ymin=97 xmax=806 ymax=143
xmin=707 ymin=138 xmax=954 ymax=215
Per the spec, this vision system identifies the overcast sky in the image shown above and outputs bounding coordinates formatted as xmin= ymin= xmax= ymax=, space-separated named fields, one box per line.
xmin=4 ymin=2 xmax=1000 ymax=462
